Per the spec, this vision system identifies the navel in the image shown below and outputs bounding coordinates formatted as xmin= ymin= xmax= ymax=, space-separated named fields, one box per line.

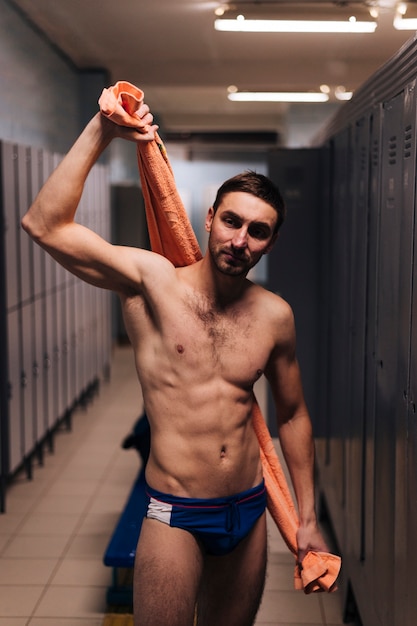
xmin=176 ymin=344 xmax=185 ymax=354
xmin=220 ymin=445 xmax=226 ymax=459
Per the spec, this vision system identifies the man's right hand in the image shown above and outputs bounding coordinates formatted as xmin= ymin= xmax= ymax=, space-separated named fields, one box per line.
xmin=102 ymin=102 xmax=158 ymax=143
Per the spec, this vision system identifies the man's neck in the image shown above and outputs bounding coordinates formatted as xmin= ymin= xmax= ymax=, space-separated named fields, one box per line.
xmin=192 ymin=254 xmax=249 ymax=306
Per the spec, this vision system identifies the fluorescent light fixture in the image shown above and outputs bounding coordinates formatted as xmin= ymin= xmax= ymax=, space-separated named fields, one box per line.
xmin=335 ymin=91 xmax=353 ymax=101
xmin=393 ymin=16 xmax=417 ymax=29
xmin=228 ymin=91 xmax=329 ymax=103
xmin=393 ymin=2 xmax=417 ymax=29
xmin=215 ymin=17 xmax=377 ymax=33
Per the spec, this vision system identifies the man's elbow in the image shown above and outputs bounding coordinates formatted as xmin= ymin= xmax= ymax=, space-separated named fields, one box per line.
xmin=21 ymin=207 xmax=47 ymax=243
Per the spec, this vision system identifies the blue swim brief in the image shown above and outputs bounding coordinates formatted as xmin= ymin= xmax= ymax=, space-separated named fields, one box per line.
xmin=144 ymin=479 xmax=267 ymax=556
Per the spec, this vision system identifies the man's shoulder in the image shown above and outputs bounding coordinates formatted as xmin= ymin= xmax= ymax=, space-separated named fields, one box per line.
xmin=249 ymin=281 xmax=293 ymax=317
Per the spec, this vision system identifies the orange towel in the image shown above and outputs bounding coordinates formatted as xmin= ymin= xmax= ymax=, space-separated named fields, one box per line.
xmin=99 ymin=81 xmax=341 ymax=593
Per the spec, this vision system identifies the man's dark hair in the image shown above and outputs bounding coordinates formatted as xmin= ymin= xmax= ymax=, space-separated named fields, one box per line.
xmin=212 ymin=171 xmax=286 ymax=234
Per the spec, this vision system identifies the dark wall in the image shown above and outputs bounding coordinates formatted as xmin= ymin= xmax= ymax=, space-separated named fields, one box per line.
xmin=267 ymin=148 xmax=322 ymax=435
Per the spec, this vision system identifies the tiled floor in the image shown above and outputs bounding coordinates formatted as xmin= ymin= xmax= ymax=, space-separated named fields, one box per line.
xmin=0 ymin=346 xmax=345 ymax=625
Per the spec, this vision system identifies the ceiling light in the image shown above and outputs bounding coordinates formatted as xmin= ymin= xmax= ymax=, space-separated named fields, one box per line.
xmin=228 ymin=91 xmax=329 ymax=103
xmin=335 ymin=86 xmax=353 ymax=101
xmin=214 ymin=3 xmax=378 ymax=34
xmin=215 ymin=17 xmax=377 ymax=33
xmin=393 ymin=3 xmax=417 ymax=29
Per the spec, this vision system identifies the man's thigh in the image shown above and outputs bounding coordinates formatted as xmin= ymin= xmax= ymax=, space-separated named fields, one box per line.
xmin=197 ymin=512 xmax=267 ymax=626
xmin=133 ymin=518 xmax=203 ymax=626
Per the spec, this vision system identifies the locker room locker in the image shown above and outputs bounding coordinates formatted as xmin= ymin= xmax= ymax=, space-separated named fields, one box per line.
xmin=6 ymin=309 xmax=21 ymax=474
xmin=391 ymin=80 xmax=417 ymax=626
xmin=372 ymin=89 xmax=406 ymax=626
xmin=2 ymin=143 xmax=19 ymax=310
xmin=362 ymin=104 xmax=382 ymax=574
xmin=40 ymin=151 xmax=57 ymax=438
xmin=322 ymin=126 xmax=353 ymax=546
xmin=345 ymin=113 xmax=371 ymax=566
xmin=407 ymin=192 xmax=417 ymax=625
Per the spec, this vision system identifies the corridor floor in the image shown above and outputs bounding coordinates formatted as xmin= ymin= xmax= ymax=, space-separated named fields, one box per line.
xmin=0 ymin=346 xmax=345 ymax=625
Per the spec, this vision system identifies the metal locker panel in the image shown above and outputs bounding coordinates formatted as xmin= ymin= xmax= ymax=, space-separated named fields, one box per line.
xmin=393 ymin=80 xmax=417 ymax=626
xmin=41 ymin=152 xmax=55 ymax=298
xmin=33 ymin=297 xmax=45 ymax=447
xmin=20 ymin=302 xmax=35 ymax=461
xmin=84 ymin=283 xmax=94 ymax=386
xmin=2 ymin=143 xmax=19 ymax=310
xmin=323 ymin=126 xmax=353 ymax=543
xmin=346 ymin=114 xmax=371 ymax=564
xmin=373 ymin=90 xmax=405 ymax=626
xmin=315 ymin=142 xmax=332 ymax=469
xmin=57 ymin=282 xmax=69 ymax=417
xmin=17 ymin=145 xmax=32 ymax=306
xmin=66 ymin=278 xmax=77 ymax=405
xmin=407 ymin=248 xmax=417 ymax=624
xmin=52 ymin=153 xmax=66 ymax=290
xmin=28 ymin=147 xmax=45 ymax=300
xmin=75 ymin=278 xmax=86 ymax=396
xmin=6 ymin=308 xmax=22 ymax=474
xmin=0 ymin=141 xmax=9 ymax=509
xmin=50 ymin=286 xmax=64 ymax=421
xmin=43 ymin=289 xmax=55 ymax=431
xmin=363 ymin=104 xmax=383 ymax=572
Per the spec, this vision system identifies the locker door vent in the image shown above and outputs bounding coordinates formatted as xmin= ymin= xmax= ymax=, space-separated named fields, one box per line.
xmin=388 ymin=135 xmax=397 ymax=165
xmin=404 ymin=124 xmax=413 ymax=159
xmin=371 ymin=139 xmax=379 ymax=168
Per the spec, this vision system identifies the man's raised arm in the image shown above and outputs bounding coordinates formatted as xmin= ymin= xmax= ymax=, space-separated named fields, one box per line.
xmin=21 ymin=107 xmax=158 ymax=293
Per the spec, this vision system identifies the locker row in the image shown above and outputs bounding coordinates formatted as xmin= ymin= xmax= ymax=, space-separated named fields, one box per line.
xmin=0 ymin=140 xmax=112 ymax=510
xmin=315 ymin=45 xmax=417 ymax=626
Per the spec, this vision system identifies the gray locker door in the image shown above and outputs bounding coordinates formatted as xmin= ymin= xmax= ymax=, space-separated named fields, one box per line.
xmin=373 ymin=89 xmax=408 ymax=626
xmin=394 ymin=80 xmax=417 ymax=625
xmin=43 ymin=289 xmax=55 ymax=432
xmin=407 ymin=212 xmax=417 ymax=624
xmin=3 ymin=143 xmax=19 ymax=310
xmin=346 ymin=114 xmax=371 ymax=563
xmin=17 ymin=145 xmax=32 ymax=306
xmin=324 ymin=126 xmax=353 ymax=545
xmin=7 ymin=308 xmax=22 ymax=473
xmin=20 ymin=302 xmax=34 ymax=469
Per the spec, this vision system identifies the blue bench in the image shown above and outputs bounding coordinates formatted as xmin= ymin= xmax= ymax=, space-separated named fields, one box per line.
xmin=103 ymin=468 xmax=147 ymax=605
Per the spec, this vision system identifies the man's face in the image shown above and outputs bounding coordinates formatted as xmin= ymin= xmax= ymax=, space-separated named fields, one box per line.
xmin=205 ymin=192 xmax=278 ymax=277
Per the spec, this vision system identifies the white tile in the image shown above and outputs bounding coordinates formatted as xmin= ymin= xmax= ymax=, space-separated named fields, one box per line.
xmin=32 ymin=493 xmax=90 ymax=515
xmin=0 ymin=557 xmax=57 ymax=584
xmin=256 ymin=590 xmax=323 ymax=624
xmin=3 ymin=534 xmax=69 ymax=558
xmin=76 ymin=511 xmax=119 ymax=536
xmin=65 ymin=533 xmax=110 ymax=559
xmin=0 ymin=512 xmax=25 ymax=534
xmin=0 ymin=585 xmax=43 ymax=617
xmin=33 ymin=584 xmax=106 ymax=618
xmin=51 ymin=558 xmax=111 ymax=587
xmin=18 ymin=513 xmax=81 ymax=536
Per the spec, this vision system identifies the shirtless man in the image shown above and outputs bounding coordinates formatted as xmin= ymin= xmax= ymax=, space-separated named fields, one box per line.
xmin=22 ymin=103 xmax=329 ymax=626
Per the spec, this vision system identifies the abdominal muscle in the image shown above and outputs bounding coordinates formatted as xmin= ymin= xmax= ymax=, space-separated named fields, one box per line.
xmin=139 ymin=371 xmax=263 ymax=499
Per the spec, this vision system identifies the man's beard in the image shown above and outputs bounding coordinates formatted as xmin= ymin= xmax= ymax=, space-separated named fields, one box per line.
xmin=208 ymin=239 xmax=258 ymax=277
